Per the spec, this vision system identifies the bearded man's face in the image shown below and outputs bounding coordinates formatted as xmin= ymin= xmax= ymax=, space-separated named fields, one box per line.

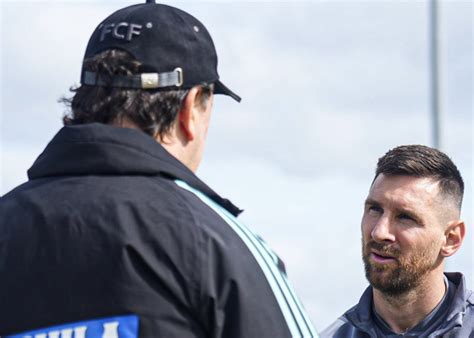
xmin=361 ymin=174 xmax=446 ymax=295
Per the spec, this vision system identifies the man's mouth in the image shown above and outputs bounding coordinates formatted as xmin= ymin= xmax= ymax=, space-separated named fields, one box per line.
xmin=370 ymin=250 xmax=397 ymax=264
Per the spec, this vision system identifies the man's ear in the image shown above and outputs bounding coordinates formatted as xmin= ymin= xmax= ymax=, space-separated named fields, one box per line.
xmin=440 ymin=220 xmax=465 ymax=257
xmin=178 ymin=87 xmax=200 ymax=141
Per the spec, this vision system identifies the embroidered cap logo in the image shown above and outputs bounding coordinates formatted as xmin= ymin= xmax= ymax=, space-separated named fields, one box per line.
xmin=100 ymin=22 xmax=143 ymax=42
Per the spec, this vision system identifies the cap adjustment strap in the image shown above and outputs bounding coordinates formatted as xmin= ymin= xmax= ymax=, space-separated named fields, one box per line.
xmin=82 ymin=68 xmax=183 ymax=89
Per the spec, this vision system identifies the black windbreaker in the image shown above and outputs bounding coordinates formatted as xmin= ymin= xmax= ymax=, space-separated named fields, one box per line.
xmin=0 ymin=123 xmax=317 ymax=337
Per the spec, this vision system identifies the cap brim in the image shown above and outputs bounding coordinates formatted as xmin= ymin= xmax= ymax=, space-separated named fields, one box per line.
xmin=214 ymin=80 xmax=241 ymax=102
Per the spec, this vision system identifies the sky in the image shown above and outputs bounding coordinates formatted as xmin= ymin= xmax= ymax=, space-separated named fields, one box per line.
xmin=1 ymin=0 xmax=472 ymax=332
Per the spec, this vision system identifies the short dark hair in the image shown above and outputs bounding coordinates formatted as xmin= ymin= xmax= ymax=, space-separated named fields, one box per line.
xmin=374 ymin=145 xmax=464 ymax=209
xmin=62 ymin=49 xmax=214 ymax=138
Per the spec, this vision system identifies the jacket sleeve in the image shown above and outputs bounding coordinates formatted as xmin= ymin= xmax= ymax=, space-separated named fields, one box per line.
xmin=174 ymin=180 xmax=317 ymax=337
xmin=193 ymin=208 xmax=316 ymax=337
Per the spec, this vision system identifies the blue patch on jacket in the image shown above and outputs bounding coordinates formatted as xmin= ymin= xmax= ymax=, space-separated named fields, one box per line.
xmin=6 ymin=315 xmax=138 ymax=338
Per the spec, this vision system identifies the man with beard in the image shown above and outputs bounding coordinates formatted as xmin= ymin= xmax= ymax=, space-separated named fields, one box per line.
xmin=322 ymin=145 xmax=473 ymax=338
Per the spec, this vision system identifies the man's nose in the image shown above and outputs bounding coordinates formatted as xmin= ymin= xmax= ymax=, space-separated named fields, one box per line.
xmin=371 ymin=215 xmax=396 ymax=243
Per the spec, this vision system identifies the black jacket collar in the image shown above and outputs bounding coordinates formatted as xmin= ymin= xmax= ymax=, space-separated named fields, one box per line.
xmin=345 ymin=272 xmax=471 ymax=334
xmin=28 ymin=123 xmax=242 ymax=216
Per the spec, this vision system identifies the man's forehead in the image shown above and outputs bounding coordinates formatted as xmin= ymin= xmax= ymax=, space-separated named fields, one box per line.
xmin=368 ymin=174 xmax=440 ymax=206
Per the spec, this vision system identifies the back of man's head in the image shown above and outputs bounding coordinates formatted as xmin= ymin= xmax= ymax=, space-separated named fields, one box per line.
xmin=63 ymin=49 xmax=213 ymax=138
xmin=374 ymin=144 xmax=464 ymax=211
xmin=63 ymin=1 xmax=240 ymax=139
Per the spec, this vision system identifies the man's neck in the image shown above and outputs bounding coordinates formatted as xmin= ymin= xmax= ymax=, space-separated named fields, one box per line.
xmin=372 ymin=272 xmax=446 ymax=334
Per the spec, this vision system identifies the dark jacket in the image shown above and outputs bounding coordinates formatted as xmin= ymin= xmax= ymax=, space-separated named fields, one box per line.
xmin=0 ymin=123 xmax=316 ymax=337
xmin=321 ymin=272 xmax=474 ymax=338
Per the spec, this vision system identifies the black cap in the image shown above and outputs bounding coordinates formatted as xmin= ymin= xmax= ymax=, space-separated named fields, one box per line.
xmin=81 ymin=1 xmax=241 ymax=102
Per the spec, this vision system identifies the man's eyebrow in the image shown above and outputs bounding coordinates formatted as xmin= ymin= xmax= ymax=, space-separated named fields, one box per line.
xmin=364 ymin=198 xmax=379 ymax=206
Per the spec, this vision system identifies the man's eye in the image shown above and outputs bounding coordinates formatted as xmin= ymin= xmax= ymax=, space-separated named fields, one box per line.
xmin=399 ymin=213 xmax=415 ymax=222
xmin=368 ymin=206 xmax=382 ymax=214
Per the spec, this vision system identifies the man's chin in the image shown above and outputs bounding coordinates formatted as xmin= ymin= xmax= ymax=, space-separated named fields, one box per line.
xmin=364 ymin=263 xmax=408 ymax=295
xmin=372 ymin=283 xmax=414 ymax=297
xmin=367 ymin=270 xmax=421 ymax=296
xmin=368 ymin=271 xmax=394 ymax=289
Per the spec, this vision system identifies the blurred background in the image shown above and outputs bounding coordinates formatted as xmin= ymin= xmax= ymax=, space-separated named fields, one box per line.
xmin=1 ymin=0 xmax=472 ymax=332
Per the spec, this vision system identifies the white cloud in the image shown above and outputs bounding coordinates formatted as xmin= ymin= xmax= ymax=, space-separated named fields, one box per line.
xmin=0 ymin=143 xmax=38 ymax=194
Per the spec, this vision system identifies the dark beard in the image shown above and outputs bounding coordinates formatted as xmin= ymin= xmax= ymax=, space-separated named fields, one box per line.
xmin=362 ymin=239 xmax=437 ymax=296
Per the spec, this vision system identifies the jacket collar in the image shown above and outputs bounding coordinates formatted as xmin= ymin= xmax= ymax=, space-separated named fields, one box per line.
xmin=344 ymin=285 xmax=377 ymax=334
xmin=345 ymin=272 xmax=471 ymax=333
xmin=444 ymin=272 xmax=472 ymax=321
xmin=28 ymin=123 xmax=242 ymax=216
